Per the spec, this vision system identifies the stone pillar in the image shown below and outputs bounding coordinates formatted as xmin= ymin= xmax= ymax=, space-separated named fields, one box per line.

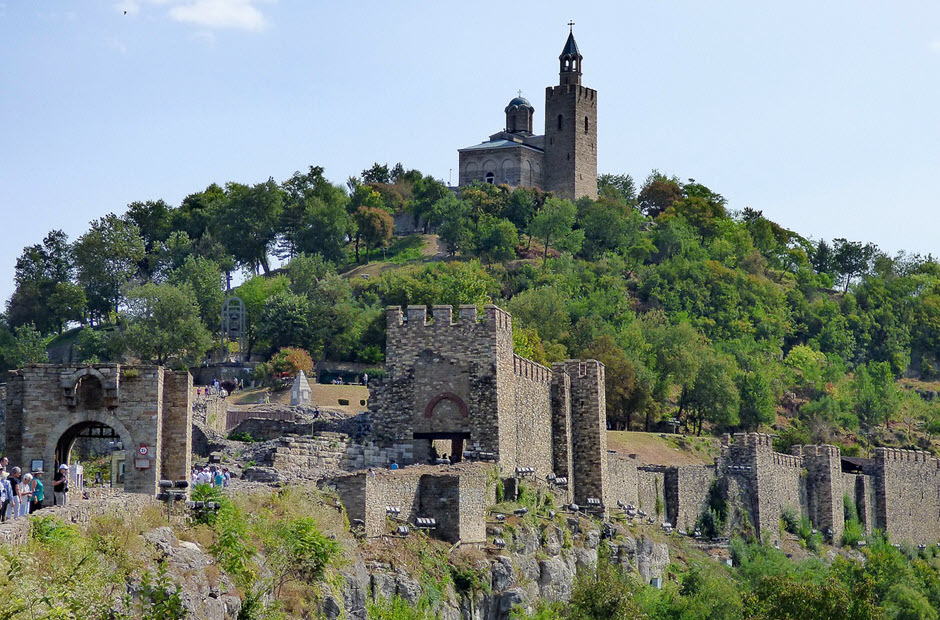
xmin=160 ymin=370 xmax=193 ymax=487
xmin=564 ymin=360 xmax=608 ymax=508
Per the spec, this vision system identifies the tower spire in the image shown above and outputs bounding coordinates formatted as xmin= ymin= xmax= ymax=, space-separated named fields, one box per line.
xmin=559 ymin=25 xmax=583 ymax=86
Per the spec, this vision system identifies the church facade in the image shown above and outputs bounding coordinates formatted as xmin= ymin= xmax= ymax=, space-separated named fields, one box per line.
xmin=457 ymin=30 xmax=598 ymax=201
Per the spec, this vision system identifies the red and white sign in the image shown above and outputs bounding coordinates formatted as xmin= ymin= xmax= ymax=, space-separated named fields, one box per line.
xmin=138 ymin=445 xmax=149 ymax=456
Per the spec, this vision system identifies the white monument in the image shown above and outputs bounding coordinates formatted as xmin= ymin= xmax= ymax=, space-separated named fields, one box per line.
xmin=290 ymin=370 xmax=312 ymax=407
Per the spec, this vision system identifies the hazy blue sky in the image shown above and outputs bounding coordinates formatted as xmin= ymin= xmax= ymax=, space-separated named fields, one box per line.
xmin=2 ymin=1 xmax=939 ymax=303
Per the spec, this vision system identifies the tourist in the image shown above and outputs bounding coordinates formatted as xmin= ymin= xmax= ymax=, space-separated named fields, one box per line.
xmin=363 ymin=372 xmax=369 ymax=385
xmin=213 ymin=468 xmax=224 ymax=488
xmin=389 ymin=459 xmax=398 ymax=470
xmin=29 ymin=471 xmax=44 ymax=513
xmin=368 ymin=468 xmax=375 ymax=479
xmin=9 ymin=467 xmax=22 ymax=518
xmin=222 ymin=468 xmax=231 ymax=486
xmin=0 ymin=468 xmax=10 ymax=522
xmin=52 ymin=464 xmax=68 ymax=506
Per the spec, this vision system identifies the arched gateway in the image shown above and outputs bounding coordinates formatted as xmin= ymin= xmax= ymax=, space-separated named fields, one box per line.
xmin=4 ymin=364 xmax=192 ymax=495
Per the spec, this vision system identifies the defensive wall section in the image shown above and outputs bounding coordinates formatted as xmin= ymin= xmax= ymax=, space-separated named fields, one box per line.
xmin=325 ymin=464 xmax=488 ymax=543
xmin=369 ymin=305 xmax=609 ymax=508
xmin=4 ymin=364 xmax=192 ymax=495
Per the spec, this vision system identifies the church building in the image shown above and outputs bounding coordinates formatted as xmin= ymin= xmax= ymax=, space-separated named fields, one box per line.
xmin=457 ymin=29 xmax=598 ymax=201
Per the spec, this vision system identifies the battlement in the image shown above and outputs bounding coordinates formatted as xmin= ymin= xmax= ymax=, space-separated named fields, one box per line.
xmin=545 ymin=84 xmax=597 ymax=101
xmin=792 ymin=444 xmax=842 ymax=459
xmin=873 ymin=447 xmax=938 ymax=465
xmin=772 ymin=452 xmax=803 ymax=468
xmin=386 ymin=304 xmax=512 ymax=331
xmin=513 ymin=355 xmax=552 ymax=383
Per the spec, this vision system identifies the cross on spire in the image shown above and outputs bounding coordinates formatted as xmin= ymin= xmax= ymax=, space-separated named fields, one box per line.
xmin=568 ymin=20 xmax=575 ymax=32
xmin=517 ymin=89 xmax=523 ymax=97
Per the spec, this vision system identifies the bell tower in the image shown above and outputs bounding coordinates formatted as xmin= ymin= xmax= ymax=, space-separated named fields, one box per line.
xmin=543 ymin=25 xmax=597 ymax=200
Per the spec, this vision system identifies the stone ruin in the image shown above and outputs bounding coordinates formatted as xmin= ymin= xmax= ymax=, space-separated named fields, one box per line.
xmin=329 ymin=304 xmax=940 ymax=546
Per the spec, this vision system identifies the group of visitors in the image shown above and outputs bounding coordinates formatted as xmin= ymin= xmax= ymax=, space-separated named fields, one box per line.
xmin=191 ymin=466 xmax=230 ymax=488
xmin=0 ymin=457 xmax=70 ymax=522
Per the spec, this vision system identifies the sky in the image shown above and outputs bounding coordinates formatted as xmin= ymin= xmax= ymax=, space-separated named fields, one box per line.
xmin=1 ymin=1 xmax=939 ymax=303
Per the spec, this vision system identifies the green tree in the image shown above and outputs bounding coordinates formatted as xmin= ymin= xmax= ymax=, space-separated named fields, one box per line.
xmin=528 ymin=197 xmax=583 ymax=266
xmin=353 ymin=206 xmax=394 ymax=261
xmin=473 ymin=216 xmax=518 ymax=262
xmin=597 ymin=173 xmax=636 ymax=205
xmin=679 ymin=352 xmax=740 ymax=435
xmin=123 ymin=282 xmax=213 ymax=365
xmin=7 ymin=230 xmax=79 ymax=333
xmin=833 ymin=238 xmax=878 ymax=292
xmin=738 ymin=369 xmax=776 ymax=430
xmin=280 ymin=165 xmax=351 ymax=260
xmin=214 ymin=179 xmax=284 ymax=274
xmin=235 ymin=274 xmax=291 ymax=359
xmin=73 ymin=214 xmax=146 ymax=323
xmin=582 ymin=335 xmax=640 ymax=430
xmin=256 ymin=290 xmax=320 ymax=356
xmin=7 ymin=323 xmax=49 ymax=367
xmin=853 ymin=361 xmax=900 ymax=431
xmin=294 ymin=198 xmax=354 ymax=264
xmin=637 ymin=170 xmax=682 ymax=218
xmin=167 ymin=256 xmax=225 ymax=334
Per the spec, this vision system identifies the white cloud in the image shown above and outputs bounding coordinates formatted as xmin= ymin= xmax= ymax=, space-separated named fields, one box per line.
xmin=114 ymin=0 xmax=269 ymax=31
xmin=169 ymin=0 xmax=266 ymax=31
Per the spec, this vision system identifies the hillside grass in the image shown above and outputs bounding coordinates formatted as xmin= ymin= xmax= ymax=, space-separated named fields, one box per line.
xmin=606 ymin=431 xmax=720 ymax=466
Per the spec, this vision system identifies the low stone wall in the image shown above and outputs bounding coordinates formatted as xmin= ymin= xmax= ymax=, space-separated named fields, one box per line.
xmin=605 ymin=453 xmax=639 ymax=509
xmin=192 ymin=392 xmax=227 ymax=434
xmin=666 ymin=465 xmax=716 ymax=531
xmin=0 ymin=491 xmax=161 ymax=547
xmin=271 ymin=433 xmax=350 ymax=476
xmin=230 ymin=418 xmax=313 ymax=441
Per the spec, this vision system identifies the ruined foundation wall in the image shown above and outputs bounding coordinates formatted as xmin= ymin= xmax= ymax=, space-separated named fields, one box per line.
xmin=874 ymin=448 xmax=940 ymax=544
xmin=666 ymin=465 xmax=716 ymax=532
xmin=606 ymin=454 xmax=639 ymax=510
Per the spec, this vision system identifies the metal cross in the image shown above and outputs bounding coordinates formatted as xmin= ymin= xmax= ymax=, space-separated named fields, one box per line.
xmin=517 ymin=89 xmax=523 ymax=97
xmin=568 ymin=20 xmax=575 ymax=32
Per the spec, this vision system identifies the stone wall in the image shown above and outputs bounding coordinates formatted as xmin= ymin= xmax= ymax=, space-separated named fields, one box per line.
xmin=3 ymin=364 xmax=192 ymax=496
xmin=637 ymin=467 xmax=667 ymax=522
xmin=0 ymin=491 xmax=161 ymax=547
xmin=605 ymin=453 xmax=639 ymax=509
xmin=192 ymin=391 xmax=227 ymax=434
xmin=796 ymin=445 xmax=844 ymax=541
xmin=512 ymin=357 xmax=554 ymax=477
xmin=327 ymin=464 xmax=487 ymax=543
xmin=562 ymin=360 xmax=608 ymax=507
xmin=874 ymin=447 xmax=940 ymax=543
xmin=665 ymin=465 xmax=716 ymax=531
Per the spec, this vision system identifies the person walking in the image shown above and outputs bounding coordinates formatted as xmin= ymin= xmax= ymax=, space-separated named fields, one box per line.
xmin=52 ymin=464 xmax=69 ymax=506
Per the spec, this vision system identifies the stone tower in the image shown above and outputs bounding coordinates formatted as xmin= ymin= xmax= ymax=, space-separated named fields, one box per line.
xmin=543 ymin=28 xmax=598 ymax=201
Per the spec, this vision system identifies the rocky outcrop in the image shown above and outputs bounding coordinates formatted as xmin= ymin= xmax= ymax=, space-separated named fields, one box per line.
xmin=143 ymin=527 xmax=242 ymax=619
xmin=322 ymin=519 xmax=669 ymax=620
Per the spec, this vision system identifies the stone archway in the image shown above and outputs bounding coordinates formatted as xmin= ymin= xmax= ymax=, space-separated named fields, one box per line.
xmin=44 ymin=412 xmax=137 ymax=492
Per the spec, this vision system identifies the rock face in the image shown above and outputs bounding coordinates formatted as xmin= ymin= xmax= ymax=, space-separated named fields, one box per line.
xmin=143 ymin=527 xmax=242 ymax=620
xmin=327 ymin=520 xmax=669 ymax=620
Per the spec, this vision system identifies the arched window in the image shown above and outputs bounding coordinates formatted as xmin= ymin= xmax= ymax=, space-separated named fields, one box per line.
xmin=557 ymin=114 xmax=563 ymax=130
xmin=485 ymin=172 xmax=495 ymax=184
xmin=584 ymin=116 xmax=589 ymax=134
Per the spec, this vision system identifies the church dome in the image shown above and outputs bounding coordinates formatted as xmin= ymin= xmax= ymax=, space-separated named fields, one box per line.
xmin=505 ymin=96 xmax=534 ymax=112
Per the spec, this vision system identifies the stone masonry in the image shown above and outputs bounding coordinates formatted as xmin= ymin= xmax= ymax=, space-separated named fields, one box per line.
xmin=4 ymin=364 xmax=192 ymax=495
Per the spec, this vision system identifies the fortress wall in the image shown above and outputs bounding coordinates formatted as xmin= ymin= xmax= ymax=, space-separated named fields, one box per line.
xmin=564 ymin=360 xmax=608 ymax=506
xmin=637 ymin=467 xmax=667 ymax=521
xmin=843 ymin=472 xmax=876 ymax=533
xmin=666 ymin=465 xmax=716 ymax=531
xmin=550 ymin=369 xmax=573 ymax=491
xmin=512 ymin=356 xmax=554 ymax=478
xmin=794 ymin=445 xmax=843 ymax=541
xmin=873 ymin=448 xmax=940 ymax=543
xmin=605 ymin=454 xmax=639 ymax=510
